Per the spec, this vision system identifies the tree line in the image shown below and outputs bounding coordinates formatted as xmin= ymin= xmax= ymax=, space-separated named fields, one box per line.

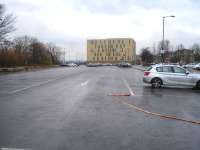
xmin=0 ymin=4 xmax=61 ymax=67
xmin=140 ymin=40 xmax=200 ymax=65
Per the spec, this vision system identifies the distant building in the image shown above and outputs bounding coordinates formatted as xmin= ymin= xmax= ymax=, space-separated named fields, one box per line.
xmin=173 ymin=49 xmax=194 ymax=64
xmin=87 ymin=38 xmax=136 ymax=64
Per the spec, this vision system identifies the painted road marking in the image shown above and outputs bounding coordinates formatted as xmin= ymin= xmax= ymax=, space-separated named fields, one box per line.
xmin=122 ymin=79 xmax=135 ymax=96
xmin=81 ymin=80 xmax=89 ymax=86
xmin=1 ymin=148 xmax=30 ymax=150
xmin=9 ymin=77 xmax=64 ymax=94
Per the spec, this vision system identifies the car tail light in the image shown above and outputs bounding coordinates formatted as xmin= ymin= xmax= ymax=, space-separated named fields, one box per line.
xmin=144 ymin=71 xmax=150 ymax=76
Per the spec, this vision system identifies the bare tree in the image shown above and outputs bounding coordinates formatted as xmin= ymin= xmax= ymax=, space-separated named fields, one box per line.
xmin=176 ymin=44 xmax=185 ymax=50
xmin=175 ymin=44 xmax=185 ymax=63
xmin=13 ymin=36 xmax=37 ymax=65
xmin=140 ymin=47 xmax=154 ymax=66
xmin=191 ymin=43 xmax=200 ymax=62
xmin=158 ymin=40 xmax=171 ymax=51
xmin=46 ymin=43 xmax=61 ymax=64
xmin=0 ymin=4 xmax=16 ymax=41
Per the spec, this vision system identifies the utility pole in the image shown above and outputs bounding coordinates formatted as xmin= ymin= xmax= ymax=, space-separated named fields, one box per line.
xmin=161 ymin=15 xmax=175 ymax=63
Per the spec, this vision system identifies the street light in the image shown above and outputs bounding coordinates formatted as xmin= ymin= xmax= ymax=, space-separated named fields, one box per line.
xmin=161 ymin=15 xmax=175 ymax=62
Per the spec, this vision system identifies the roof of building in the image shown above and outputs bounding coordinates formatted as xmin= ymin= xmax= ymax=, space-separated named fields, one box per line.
xmin=87 ymin=38 xmax=135 ymax=42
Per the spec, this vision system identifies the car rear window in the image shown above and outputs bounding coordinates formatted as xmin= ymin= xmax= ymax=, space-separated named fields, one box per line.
xmin=156 ymin=67 xmax=163 ymax=72
xmin=146 ymin=66 xmax=152 ymax=71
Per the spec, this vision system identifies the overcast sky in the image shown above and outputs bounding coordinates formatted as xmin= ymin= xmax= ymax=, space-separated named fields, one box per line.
xmin=3 ymin=0 xmax=200 ymax=60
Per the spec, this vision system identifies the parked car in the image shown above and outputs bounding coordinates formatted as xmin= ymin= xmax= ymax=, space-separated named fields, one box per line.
xmin=60 ymin=63 xmax=78 ymax=67
xmin=66 ymin=63 xmax=78 ymax=67
xmin=87 ymin=63 xmax=101 ymax=67
xmin=117 ymin=62 xmax=132 ymax=68
xmin=193 ymin=63 xmax=200 ymax=70
xmin=103 ymin=63 xmax=113 ymax=66
xmin=183 ymin=63 xmax=196 ymax=69
xmin=143 ymin=64 xmax=200 ymax=89
xmin=60 ymin=63 xmax=68 ymax=67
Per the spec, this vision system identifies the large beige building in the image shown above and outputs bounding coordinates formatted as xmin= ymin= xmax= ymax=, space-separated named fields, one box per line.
xmin=87 ymin=38 xmax=136 ymax=64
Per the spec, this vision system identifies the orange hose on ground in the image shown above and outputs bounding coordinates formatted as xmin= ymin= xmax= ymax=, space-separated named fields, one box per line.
xmin=119 ymin=99 xmax=200 ymax=125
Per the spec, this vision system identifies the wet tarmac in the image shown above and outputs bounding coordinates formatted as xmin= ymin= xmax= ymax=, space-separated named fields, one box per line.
xmin=0 ymin=66 xmax=200 ymax=150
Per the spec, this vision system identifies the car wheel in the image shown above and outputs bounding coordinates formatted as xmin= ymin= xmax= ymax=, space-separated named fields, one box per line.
xmin=196 ymin=81 xmax=200 ymax=89
xmin=151 ymin=78 xmax=162 ymax=88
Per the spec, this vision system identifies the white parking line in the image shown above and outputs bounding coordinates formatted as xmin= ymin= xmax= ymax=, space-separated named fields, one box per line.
xmin=122 ymin=79 xmax=135 ymax=96
xmin=9 ymin=77 xmax=62 ymax=94
xmin=81 ymin=80 xmax=89 ymax=86
xmin=1 ymin=148 xmax=30 ymax=150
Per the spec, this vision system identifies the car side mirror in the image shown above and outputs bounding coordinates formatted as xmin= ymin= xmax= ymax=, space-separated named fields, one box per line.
xmin=186 ymin=71 xmax=190 ymax=75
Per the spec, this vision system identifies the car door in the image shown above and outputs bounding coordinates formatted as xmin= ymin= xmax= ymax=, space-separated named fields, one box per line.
xmin=156 ymin=66 xmax=175 ymax=85
xmin=171 ymin=66 xmax=193 ymax=86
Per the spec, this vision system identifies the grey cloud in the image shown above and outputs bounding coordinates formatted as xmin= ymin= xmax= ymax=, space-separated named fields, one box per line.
xmin=69 ymin=0 xmax=199 ymax=14
xmin=5 ymin=1 xmax=42 ymax=13
xmin=4 ymin=0 xmax=200 ymax=58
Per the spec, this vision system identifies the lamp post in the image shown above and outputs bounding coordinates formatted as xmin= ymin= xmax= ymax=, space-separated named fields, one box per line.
xmin=161 ymin=15 xmax=175 ymax=63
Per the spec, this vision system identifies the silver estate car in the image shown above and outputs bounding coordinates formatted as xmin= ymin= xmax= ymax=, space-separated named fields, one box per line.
xmin=143 ymin=64 xmax=200 ymax=89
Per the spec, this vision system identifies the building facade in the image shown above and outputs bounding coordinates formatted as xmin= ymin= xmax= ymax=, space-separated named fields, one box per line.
xmin=87 ymin=38 xmax=136 ymax=64
xmin=170 ymin=49 xmax=195 ymax=64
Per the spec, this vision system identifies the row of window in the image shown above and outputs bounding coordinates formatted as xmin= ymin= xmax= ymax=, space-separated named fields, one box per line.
xmin=92 ymin=56 xmax=132 ymax=61
xmin=90 ymin=48 xmax=129 ymax=53
xmin=91 ymin=44 xmax=127 ymax=49
xmin=94 ymin=52 xmax=128 ymax=57
xmin=90 ymin=40 xmax=132 ymax=45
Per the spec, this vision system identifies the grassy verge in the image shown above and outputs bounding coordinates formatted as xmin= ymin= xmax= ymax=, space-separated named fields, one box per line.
xmin=0 ymin=65 xmax=59 ymax=74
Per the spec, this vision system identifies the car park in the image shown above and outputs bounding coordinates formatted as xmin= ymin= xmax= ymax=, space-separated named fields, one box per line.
xmin=143 ymin=64 xmax=200 ymax=89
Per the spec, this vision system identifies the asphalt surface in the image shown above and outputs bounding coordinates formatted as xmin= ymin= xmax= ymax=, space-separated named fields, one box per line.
xmin=0 ymin=66 xmax=200 ymax=150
